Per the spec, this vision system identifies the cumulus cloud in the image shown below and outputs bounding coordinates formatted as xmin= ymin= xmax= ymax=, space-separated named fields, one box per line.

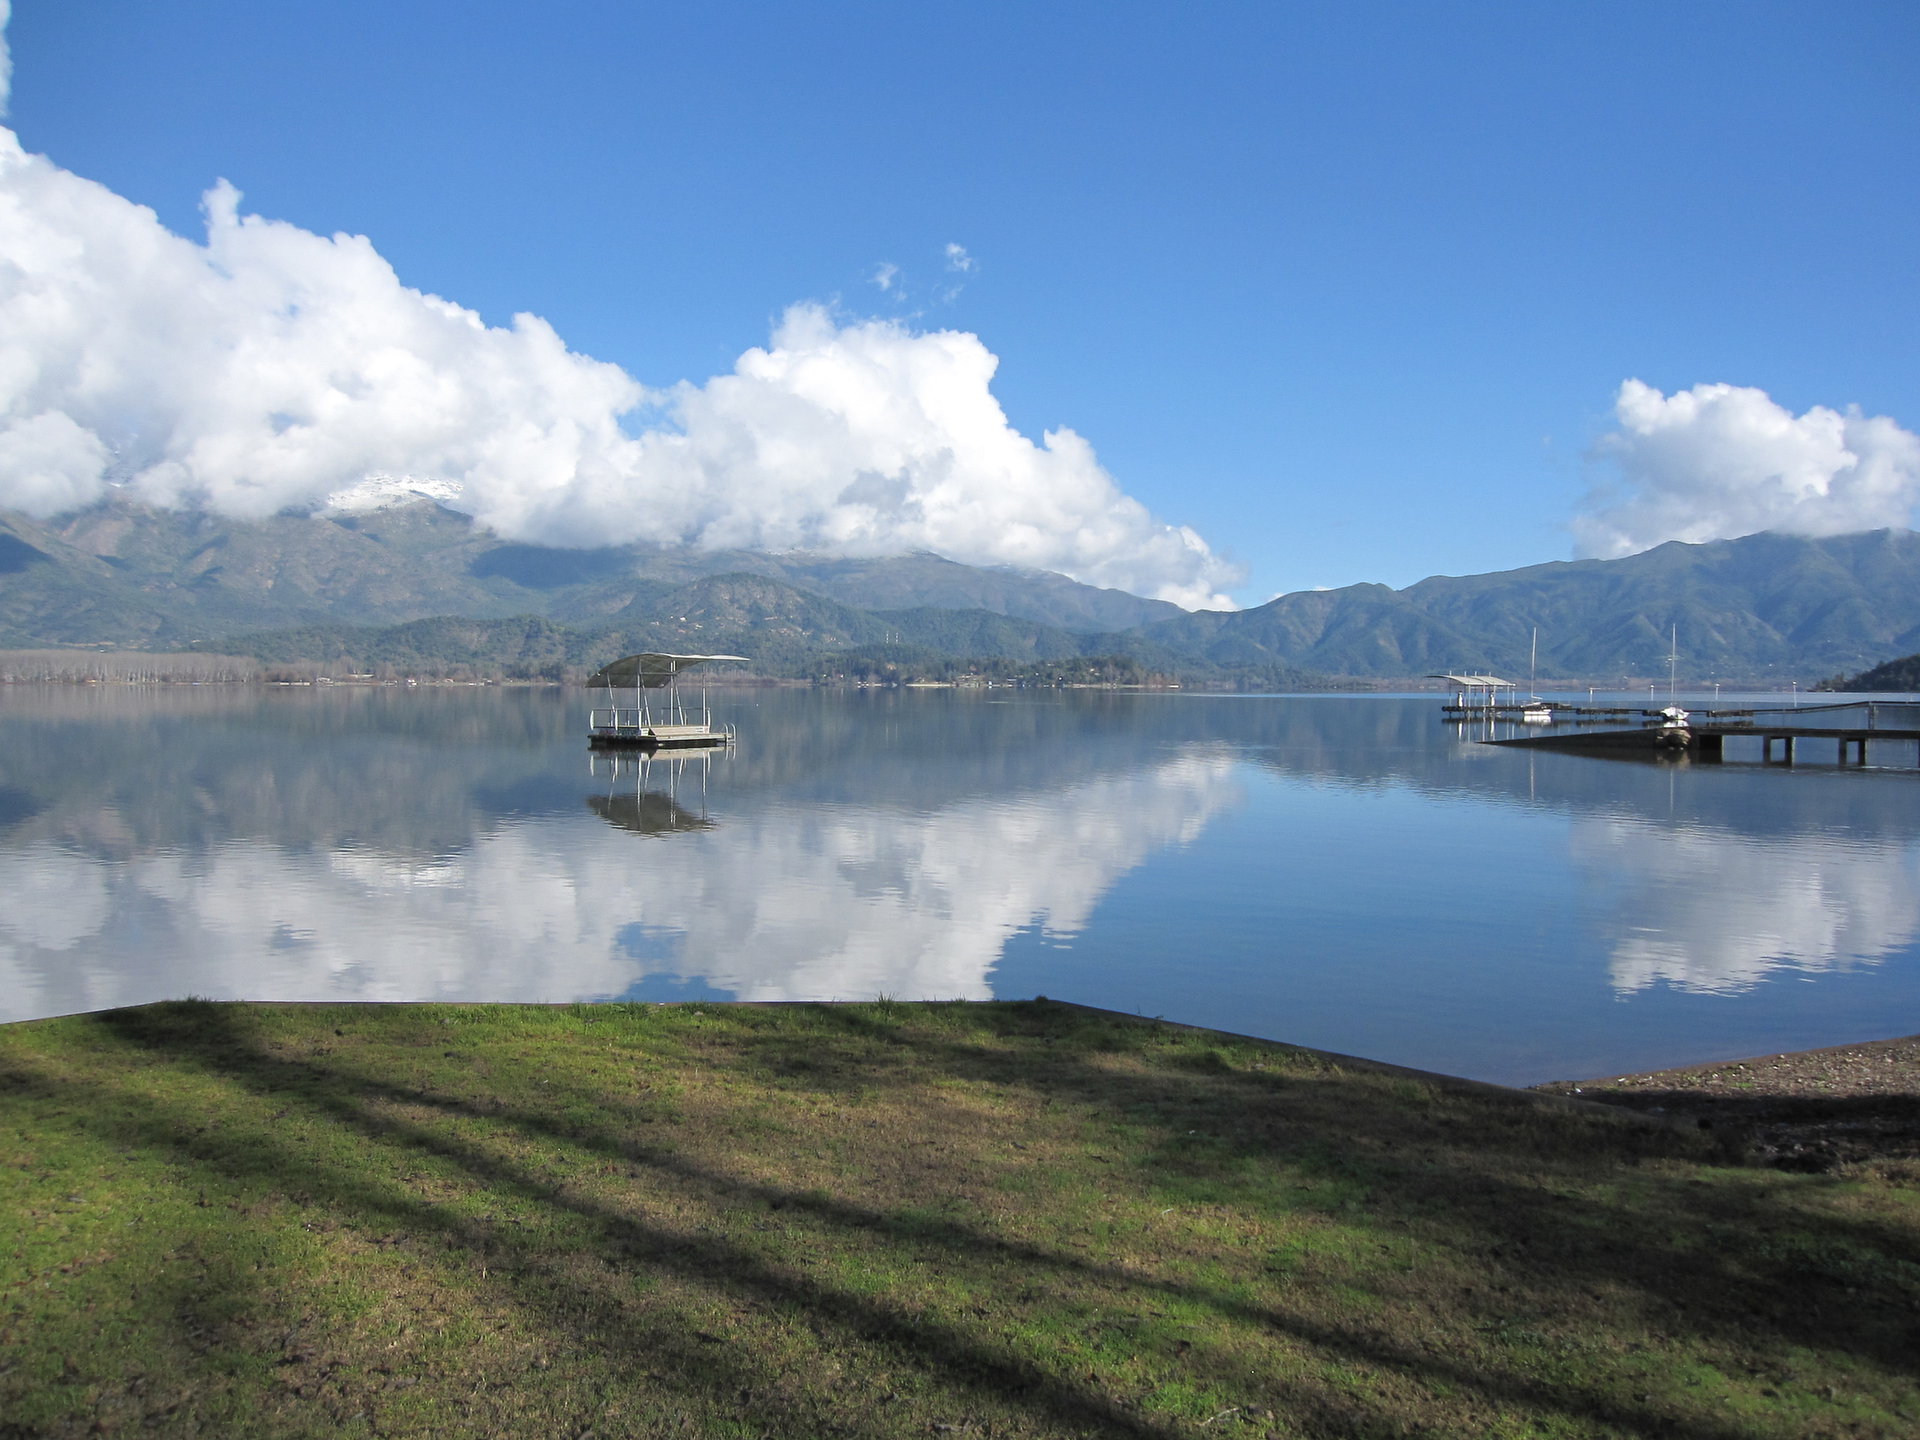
xmin=944 ymin=242 xmax=975 ymax=273
xmin=870 ymin=261 xmax=899 ymax=292
xmin=1575 ymin=380 xmax=1920 ymax=558
xmin=0 ymin=118 xmax=1235 ymax=605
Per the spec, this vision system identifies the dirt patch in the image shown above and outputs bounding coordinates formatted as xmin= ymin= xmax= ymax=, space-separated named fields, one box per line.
xmin=1533 ymin=1033 xmax=1920 ymax=1173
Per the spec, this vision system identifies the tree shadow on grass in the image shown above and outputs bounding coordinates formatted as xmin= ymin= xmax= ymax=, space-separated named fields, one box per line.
xmin=1543 ymin=1085 xmax=1920 ymax=1173
xmin=795 ymin=1002 xmax=1920 ymax=1382
xmin=21 ymin=1004 xmax=1203 ymax=1437
xmin=7 ymin=999 xmax=1917 ymax=1438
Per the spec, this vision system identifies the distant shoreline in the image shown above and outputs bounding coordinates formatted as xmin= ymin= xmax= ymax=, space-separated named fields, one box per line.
xmin=0 ymin=654 xmax=1864 ymax=695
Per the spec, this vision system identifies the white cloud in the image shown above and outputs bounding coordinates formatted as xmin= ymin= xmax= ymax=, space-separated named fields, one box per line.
xmin=0 ymin=409 xmax=110 ymax=514
xmin=1575 ymin=380 xmax=1920 ymax=559
xmin=0 ymin=120 xmax=1237 ymax=607
xmin=944 ymin=242 xmax=975 ymax=273
xmin=871 ymin=261 xmax=898 ymax=292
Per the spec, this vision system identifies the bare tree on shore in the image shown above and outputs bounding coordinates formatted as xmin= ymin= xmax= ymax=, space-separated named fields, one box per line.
xmin=0 ymin=651 xmax=263 ymax=683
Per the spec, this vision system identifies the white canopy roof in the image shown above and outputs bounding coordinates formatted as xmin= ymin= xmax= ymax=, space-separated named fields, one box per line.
xmin=1428 ymin=673 xmax=1516 ymax=687
xmin=587 ymin=653 xmax=748 ymax=689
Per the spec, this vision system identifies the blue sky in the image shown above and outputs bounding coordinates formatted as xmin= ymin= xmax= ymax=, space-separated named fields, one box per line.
xmin=5 ymin=1 xmax=1918 ymax=605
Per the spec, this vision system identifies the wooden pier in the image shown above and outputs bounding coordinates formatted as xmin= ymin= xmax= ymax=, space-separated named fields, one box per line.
xmin=1487 ymin=700 xmax=1920 ymax=767
xmin=1703 ymin=724 xmax=1920 ymax=766
xmin=1442 ymin=703 xmax=1644 ymax=721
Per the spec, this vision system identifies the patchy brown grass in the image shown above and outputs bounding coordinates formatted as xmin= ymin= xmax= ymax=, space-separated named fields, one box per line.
xmin=2 ymin=999 xmax=1917 ymax=1438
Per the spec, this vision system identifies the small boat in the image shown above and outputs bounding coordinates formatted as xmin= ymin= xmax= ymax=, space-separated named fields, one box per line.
xmin=1520 ymin=629 xmax=1552 ymax=721
xmin=1648 ymin=627 xmax=1689 ymax=747
xmin=1650 ymin=704 xmax=1692 ymax=748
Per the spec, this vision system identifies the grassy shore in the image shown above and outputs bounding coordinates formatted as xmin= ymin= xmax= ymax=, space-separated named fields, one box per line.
xmin=3 ymin=1000 xmax=1916 ymax=1438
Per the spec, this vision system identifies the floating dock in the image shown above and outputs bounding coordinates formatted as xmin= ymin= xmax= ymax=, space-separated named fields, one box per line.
xmin=585 ymin=652 xmax=745 ymax=750
xmin=1443 ymin=703 xmax=1645 ymax=721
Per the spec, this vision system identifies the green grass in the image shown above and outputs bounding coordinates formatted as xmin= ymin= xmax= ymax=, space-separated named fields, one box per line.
xmin=2 ymin=999 xmax=1916 ymax=1438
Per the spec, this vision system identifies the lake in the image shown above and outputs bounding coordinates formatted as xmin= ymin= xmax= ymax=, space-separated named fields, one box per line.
xmin=2 ymin=684 xmax=1916 ymax=1086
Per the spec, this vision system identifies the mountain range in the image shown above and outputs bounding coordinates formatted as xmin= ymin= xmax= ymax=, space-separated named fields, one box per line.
xmin=1140 ymin=527 xmax=1920 ymax=682
xmin=3 ymin=500 xmax=1918 ymax=682
xmin=0 ymin=500 xmax=1178 ymax=646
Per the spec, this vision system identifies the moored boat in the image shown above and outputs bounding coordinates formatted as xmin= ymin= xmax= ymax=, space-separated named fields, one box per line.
xmin=1649 ymin=704 xmax=1692 ymax=748
xmin=1519 ymin=628 xmax=1552 ymax=722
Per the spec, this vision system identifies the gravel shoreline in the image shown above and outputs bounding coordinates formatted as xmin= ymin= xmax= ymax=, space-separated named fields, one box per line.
xmin=1532 ymin=1032 xmax=1920 ymax=1173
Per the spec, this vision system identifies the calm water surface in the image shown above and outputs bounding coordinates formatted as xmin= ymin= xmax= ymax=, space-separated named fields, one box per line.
xmin=2 ymin=685 xmax=1916 ymax=1085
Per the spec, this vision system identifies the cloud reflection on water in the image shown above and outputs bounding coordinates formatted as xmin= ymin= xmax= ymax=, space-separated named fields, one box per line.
xmin=0 ymin=748 xmax=1241 ymax=1022
xmin=3 ymin=687 xmax=1919 ymax=1071
xmin=1571 ymin=816 xmax=1920 ymax=995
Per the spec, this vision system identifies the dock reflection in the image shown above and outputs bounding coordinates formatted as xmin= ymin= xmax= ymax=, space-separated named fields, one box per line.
xmin=585 ymin=751 xmax=720 ymax=837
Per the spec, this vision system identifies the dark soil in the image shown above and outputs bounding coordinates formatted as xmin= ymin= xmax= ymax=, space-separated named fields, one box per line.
xmin=1533 ymin=1033 xmax=1920 ymax=1173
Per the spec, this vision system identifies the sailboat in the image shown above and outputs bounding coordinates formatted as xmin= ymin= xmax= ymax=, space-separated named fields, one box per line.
xmin=1650 ymin=625 xmax=1691 ymax=748
xmin=1519 ymin=629 xmax=1553 ymax=722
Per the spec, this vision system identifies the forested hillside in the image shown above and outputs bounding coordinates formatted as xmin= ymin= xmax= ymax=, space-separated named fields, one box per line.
xmin=1133 ymin=529 xmax=1920 ymax=681
xmin=6 ymin=499 xmax=1918 ymax=683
